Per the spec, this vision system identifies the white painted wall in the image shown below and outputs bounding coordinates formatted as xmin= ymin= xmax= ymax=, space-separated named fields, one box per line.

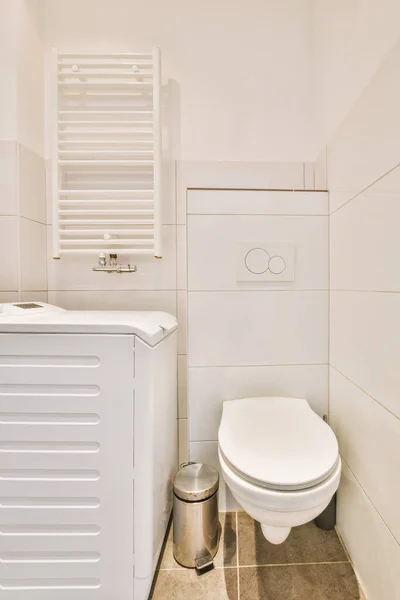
xmin=42 ymin=0 xmax=316 ymax=162
xmin=317 ymin=37 xmax=400 ymax=600
xmin=0 ymin=0 xmax=47 ymax=303
xmin=311 ymin=0 xmax=400 ymax=150
xmin=17 ymin=0 xmax=45 ymax=157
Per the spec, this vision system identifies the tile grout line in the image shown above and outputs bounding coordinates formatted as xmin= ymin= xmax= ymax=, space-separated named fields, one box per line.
xmin=159 ymin=559 xmax=352 ymax=572
xmin=328 ymin=184 xmax=331 ymax=422
xmin=341 ymin=457 xmax=400 ymax=549
xmin=238 ymin=561 xmax=350 ymax=569
xmin=330 ymin=159 xmax=400 ymax=216
xmin=236 ymin=511 xmax=240 ymax=600
xmin=334 ymin=526 xmax=351 ymax=562
xmin=187 ymin=213 xmax=328 ymax=217
xmin=331 ymin=365 xmax=400 ymax=422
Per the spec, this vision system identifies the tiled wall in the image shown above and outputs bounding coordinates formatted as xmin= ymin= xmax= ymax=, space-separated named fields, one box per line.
xmin=0 ymin=2 xmax=47 ymax=305
xmin=319 ymin=37 xmax=400 ymax=600
xmin=0 ymin=141 xmax=47 ymax=304
xmin=178 ymin=162 xmax=328 ymax=509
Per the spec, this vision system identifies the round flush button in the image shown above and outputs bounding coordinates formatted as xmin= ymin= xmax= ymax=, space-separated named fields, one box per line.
xmin=245 ymin=248 xmax=270 ymax=274
xmin=269 ymin=255 xmax=286 ymax=275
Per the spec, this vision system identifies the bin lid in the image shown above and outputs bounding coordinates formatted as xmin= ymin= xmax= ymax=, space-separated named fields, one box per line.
xmin=173 ymin=463 xmax=219 ymax=502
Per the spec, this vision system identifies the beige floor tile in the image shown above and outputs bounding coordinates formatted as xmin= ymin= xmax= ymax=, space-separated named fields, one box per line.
xmin=239 ymin=563 xmax=363 ymax=600
xmin=151 ymin=566 xmax=238 ymax=600
xmin=160 ymin=512 xmax=237 ymax=569
xmin=238 ymin=513 xmax=347 ymax=566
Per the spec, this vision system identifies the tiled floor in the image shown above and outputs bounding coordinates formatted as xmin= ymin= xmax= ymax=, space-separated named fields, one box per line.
xmin=150 ymin=512 xmax=365 ymax=600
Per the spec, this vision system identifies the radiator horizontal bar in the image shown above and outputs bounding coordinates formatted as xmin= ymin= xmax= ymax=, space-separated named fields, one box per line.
xmin=59 ymin=229 xmax=153 ymax=235
xmin=59 ymin=160 xmax=154 ymax=165
xmin=59 ymin=189 xmax=153 ymax=195
xmin=59 ymin=200 xmax=153 ymax=205
xmin=59 ymin=110 xmax=153 ymax=115
xmin=60 ymin=52 xmax=153 ymax=58
xmin=59 ymin=71 xmax=153 ymax=78
xmin=58 ymin=140 xmax=153 ymax=145
xmin=58 ymin=150 xmax=153 ymax=156
xmin=59 ymin=219 xmax=154 ymax=225
xmin=60 ymin=248 xmax=154 ymax=255
xmin=59 ymin=81 xmax=152 ymax=87
xmin=60 ymin=239 xmax=154 ymax=246
xmin=59 ymin=209 xmax=154 ymax=215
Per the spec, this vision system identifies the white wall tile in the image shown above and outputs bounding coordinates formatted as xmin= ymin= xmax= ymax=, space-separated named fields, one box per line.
xmin=178 ymin=419 xmax=188 ymax=465
xmin=327 ymin=40 xmax=400 ymax=206
xmin=176 ymin=225 xmax=187 ymax=290
xmin=329 ymin=191 xmax=353 ymax=214
xmin=18 ymin=144 xmax=46 ymax=223
xmin=0 ymin=141 xmax=17 ymax=215
xmin=178 ymin=355 xmax=188 ymax=419
xmin=47 ymin=290 xmax=177 ymax=314
xmin=19 ymin=217 xmax=47 ymax=291
xmin=187 ymin=190 xmax=328 ymax=216
xmin=189 ymin=365 xmax=328 ymax=442
xmin=188 ymin=215 xmax=328 ymax=291
xmin=161 ymin=159 xmax=176 ymax=225
xmin=338 ymin=462 xmax=400 ymax=600
xmin=331 ymin=368 xmax=400 ymax=543
xmin=45 ymin=158 xmax=52 ymax=225
xmin=314 ymin=147 xmax=327 ymax=191
xmin=303 ymin=162 xmax=315 ymax=190
xmin=0 ymin=216 xmax=19 ymax=290
xmin=330 ymin=291 xmax=400 ymax=419
xmin=17 ymin=1 xmax=44 ymax=157
xmin=177 ymin=161 xmax=306 ymax=224
xmin=47 ymin=225 xmax=177 ymax=291
xmin=0 ymin=292 xmax=19 ymax=303
xmin=177 ymin=291 xmax=187 ymax=355
xmin=189 ymin=441 xmax=239 ymax=512
xmin=331 ymin=173 xmax=400 ymax=291
xmin=21 ymin=291 xmax=48 ymax=303
xmin=188 ymin=291 xmax=328 ymax=367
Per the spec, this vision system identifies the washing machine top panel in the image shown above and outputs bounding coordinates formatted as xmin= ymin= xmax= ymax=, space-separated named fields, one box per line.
xmin=0 ymin=302 xmax=177 ymax=346
xmin=218 ymin=397 xmax=339 ymax=491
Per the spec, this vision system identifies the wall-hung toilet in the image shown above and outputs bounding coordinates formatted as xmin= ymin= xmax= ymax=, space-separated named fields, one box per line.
xmin=218 ymin=397 xmax=341 ymax=544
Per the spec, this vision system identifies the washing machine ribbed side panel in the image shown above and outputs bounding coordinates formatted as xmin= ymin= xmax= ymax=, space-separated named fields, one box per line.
xmin=0 ymin=333 xmax=135 ymax=600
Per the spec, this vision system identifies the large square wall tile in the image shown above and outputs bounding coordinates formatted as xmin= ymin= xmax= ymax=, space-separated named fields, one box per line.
xmin=47 ymin=290 xmax=177 ymax=314
xmin=20 ymin=217 xmax=47 ymax=291
xmin=330 ymin=291 xmax=400 ymax=419
xmin=177 ymin=161 xmax=306 ymax=224
xmin=18 ymin=144 xmax=46 ymax=224
xmin=331 ymin=368 xmax=400 ymax=543
xmin=0 ymin=216 xmax=19 ymax=290
xmin=188 ymin=215 xmax=328 ymax=291
xmin=330 ymin=169 xmax=400 ymax=292
xmin=337 ymin=462 xmax=400 ymax=600
xmin=188 ymin=291 xmax=328 ymax=367
xmin=0 ymin=141 xmax=17 ymax=216
xmin=189 ymin=365 xmax=328 ymax=441
xmin=187 ymin=190 xmax=328 ymax=216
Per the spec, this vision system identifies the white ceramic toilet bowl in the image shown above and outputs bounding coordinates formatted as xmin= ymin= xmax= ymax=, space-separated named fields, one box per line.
xmin=219 ymin=447 xmax=341 ymax=544
xmin=218 ymin=397 xmax=341 ymax=544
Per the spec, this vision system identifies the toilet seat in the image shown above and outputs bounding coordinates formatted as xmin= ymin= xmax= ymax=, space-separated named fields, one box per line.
xmin=218 ymin=397 xmax=339 ymax=492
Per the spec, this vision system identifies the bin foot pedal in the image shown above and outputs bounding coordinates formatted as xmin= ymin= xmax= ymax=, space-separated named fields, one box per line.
xmin=195 ymin=552 xmax=214 ymax=575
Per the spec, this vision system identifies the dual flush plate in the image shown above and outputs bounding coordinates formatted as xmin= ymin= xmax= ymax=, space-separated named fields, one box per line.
xmin=236 ymin=242 xmax=294 ymax=282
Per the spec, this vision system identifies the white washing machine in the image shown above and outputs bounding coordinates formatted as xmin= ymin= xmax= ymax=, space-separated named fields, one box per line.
xmin=0 ymin=302 xmax=178 ymax=600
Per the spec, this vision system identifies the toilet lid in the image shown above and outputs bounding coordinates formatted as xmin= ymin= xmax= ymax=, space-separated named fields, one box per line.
xmin=218 ymin=397 xmax=339 ymax=491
